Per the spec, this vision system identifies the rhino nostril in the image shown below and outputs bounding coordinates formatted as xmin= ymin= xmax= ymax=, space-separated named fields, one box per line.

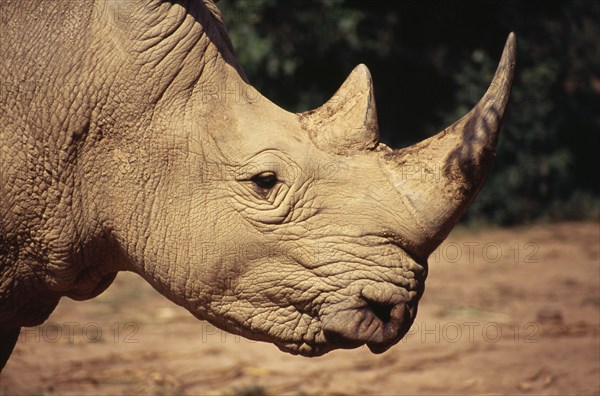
xmin=366 ymin=299 xmax=394 ymax=324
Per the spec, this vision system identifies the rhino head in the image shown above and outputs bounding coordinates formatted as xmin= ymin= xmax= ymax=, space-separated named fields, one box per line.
xmin=0 ymin=1 xmax=515 ymax=360
xmin=90 ymin=2 xmax=515 ymax=356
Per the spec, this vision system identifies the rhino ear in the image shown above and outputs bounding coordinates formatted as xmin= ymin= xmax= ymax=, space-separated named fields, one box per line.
xmin=300 ymin=64 xmax=379 ymax=154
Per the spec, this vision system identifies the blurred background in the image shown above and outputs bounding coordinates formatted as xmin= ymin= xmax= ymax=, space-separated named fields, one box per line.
xmin=219 ymin=0 xmax=600 ymax=226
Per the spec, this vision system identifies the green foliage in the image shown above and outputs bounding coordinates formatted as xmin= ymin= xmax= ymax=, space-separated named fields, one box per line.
xmin=219 ymin=0 xmax=599 ymax=225
xmin=220 ymin=0 xmax=369 ymax=110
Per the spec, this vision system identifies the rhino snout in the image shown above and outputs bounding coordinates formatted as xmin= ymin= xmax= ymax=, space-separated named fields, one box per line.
xmin=321 ymin=286 xmax=417 ymax=353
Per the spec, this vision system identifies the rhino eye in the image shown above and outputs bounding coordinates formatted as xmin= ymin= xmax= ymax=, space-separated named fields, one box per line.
xmin=251 ymin=171 xmax=278 ymax=191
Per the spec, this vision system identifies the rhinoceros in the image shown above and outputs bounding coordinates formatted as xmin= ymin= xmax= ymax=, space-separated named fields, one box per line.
xmin=0 ymin=0 xmax=516 ymax=369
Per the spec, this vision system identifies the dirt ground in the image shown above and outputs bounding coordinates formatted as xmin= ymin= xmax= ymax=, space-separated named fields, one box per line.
xmin=1 ymin=222 xmax=599 ymax=395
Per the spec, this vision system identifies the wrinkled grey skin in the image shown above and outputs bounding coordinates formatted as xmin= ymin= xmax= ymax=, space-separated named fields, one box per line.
xmin=0 ymin=0 xmax=515 ymax=369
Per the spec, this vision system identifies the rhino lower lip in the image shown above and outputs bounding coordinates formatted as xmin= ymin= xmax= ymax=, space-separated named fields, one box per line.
xmin=367 ymin=342 xmax=393 ymax=354
xmin=275 ymin=341 xmax=328 ymax=357
xmin=323 ymin=328 xmax=366 ymax=350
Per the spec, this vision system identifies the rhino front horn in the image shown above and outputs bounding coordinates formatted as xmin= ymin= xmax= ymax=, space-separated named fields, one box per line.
xmin=300 ymin=64 xmax=379 ymax=154
xmin=384 ymin=33 xmax=517 ymax=257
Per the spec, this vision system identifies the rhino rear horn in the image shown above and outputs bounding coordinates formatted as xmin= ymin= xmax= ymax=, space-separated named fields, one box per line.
xmin=384 ymin=33 xmax=517 ymax=257
xmin=300 ymin=64 xmax=379 ymax=154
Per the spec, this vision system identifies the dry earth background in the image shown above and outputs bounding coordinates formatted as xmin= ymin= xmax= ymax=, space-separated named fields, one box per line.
xmin=1 ymin=222 xmax=598 ymax=395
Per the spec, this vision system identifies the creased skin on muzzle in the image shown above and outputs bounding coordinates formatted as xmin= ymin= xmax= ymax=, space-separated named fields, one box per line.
xmin=320 ymin=293 xmax=418 ymax=354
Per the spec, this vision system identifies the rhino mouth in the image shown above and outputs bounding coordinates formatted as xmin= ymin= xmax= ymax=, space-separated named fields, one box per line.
xmin=274 ymin=340 xmax=330 ymax=357
xmin=268 ymin=278 xmax=420 ymax=357
xmin=197 ymin=240 xmax=425 ymax=357
xmin=321 ymin=297 xmax=417 ymax=353
xmin=272 ymin=300 xmax=417 ymax=357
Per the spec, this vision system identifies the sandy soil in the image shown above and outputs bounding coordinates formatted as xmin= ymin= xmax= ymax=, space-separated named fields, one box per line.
xmin=1 ymin=222 xmax=599 ymax=395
